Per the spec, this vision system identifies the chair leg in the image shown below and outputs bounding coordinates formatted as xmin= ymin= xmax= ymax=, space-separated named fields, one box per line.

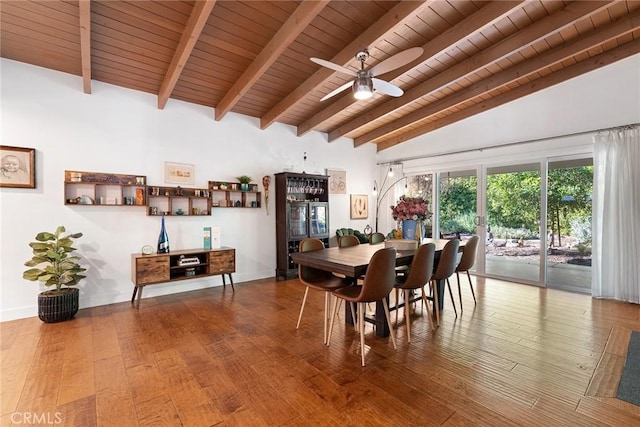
xmin=327 ymin=295 xmax=340 ymax=347
xmin=456 ymin=272 xmax=463 ymax=313
xmin=350 ymin=302 xmax=358 ymax=331
xmin=430 ymin=280 xmax=440 ymax=326
xmin=404 ymin=289 xmax=411 ymax=343
xmin=420 ymin=286 xmax=435 ymax=331
xmin=381 ymin=298 xmax=397 ymax=350
xmin=446 ymin=278 xmax=458 ymax=317
xmin=323 ymin=293 xmax=330 ymax=345
xmin=359 ymin=303 xmax=366 ymax=366
xmin=467 ymin=270 xmax=477 ymax=304
xmin=296 ymin=287 xmax=309 ymax=329
xmin=395 ymin=288 xmax=399 ymax=324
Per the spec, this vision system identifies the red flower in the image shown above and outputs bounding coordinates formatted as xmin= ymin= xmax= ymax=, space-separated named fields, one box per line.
xmin=391 ymin=196 xmax=429 ymax=221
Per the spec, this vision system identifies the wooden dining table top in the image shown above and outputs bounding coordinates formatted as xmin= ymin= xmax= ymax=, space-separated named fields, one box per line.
xmin=290 ymin=238 xmax=465 ymax=279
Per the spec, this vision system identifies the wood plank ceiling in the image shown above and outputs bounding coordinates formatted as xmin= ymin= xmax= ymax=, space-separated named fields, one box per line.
xmin=2 ymin=1 xmax=639 ymax=152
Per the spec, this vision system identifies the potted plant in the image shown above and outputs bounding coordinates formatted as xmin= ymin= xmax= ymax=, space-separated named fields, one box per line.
xmin=391 ymin=196 xmax=430 ymax=240
xmin=237 ymin=175 xmax=252 ymax=191
xmin=23 ymin=226 xmax=86 ymax=323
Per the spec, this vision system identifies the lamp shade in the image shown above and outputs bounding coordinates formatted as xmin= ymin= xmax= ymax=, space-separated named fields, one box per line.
xmin=353 ymin=74 xmax=373 ymax=100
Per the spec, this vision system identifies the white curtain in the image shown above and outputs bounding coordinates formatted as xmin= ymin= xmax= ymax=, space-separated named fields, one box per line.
xmin=592 ymin=126 xmax=640 ymax=302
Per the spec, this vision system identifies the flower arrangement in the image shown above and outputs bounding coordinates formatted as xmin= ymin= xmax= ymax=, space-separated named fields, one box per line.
xmin=391 ymin=195 xmax=429 ymax=221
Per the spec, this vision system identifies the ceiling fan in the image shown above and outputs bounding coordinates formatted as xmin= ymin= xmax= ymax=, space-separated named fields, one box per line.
xmin=311 ymin=47 xmax=423 ymax=101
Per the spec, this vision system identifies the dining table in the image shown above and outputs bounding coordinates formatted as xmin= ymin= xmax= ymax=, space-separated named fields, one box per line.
xmin=290 ymin=238 xmax=465 ymax=337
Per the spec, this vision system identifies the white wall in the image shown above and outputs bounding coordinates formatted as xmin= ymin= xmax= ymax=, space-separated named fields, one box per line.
xmin=378 ymin=54 xmax=640 ymax=166
xmin=0 ymin=59 xmax=377 ymax=321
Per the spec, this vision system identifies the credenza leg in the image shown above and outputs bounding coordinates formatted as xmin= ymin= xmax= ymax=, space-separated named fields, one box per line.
xmin=221 ymin=273 xmax=235 ymax=291
xmin=136 ymin=286 xmax=143 ymax=309
xmin=131 ymin=286 xmax=138 ymax=303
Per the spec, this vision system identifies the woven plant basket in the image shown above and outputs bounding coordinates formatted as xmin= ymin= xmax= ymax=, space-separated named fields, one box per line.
xmin=38 ymin=288 xmax=79 ymax=323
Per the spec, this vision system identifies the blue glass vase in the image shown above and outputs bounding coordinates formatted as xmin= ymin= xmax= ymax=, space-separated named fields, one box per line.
xmin=402 ymin=219 xmax=424 ymax=241
xmin=402 ymin=219 xmax=417 ymax=240
xmin=157 ymin=215 xmax=170 ymax=253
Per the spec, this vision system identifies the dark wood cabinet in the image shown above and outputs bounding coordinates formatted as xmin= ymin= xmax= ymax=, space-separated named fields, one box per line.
xmin=275 ymin=172 xmax=329 ymax=280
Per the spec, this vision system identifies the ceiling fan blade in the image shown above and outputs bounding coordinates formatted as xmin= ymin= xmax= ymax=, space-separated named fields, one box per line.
xmin=372 ymin=78 xmax=403 ymax=97
xmin=310 ymin=58 xmax=354 ymax=76
xmin=369 ymin=47 xmax=424 ymax=76
xmin=320 ymin=81 xmax=353 ymax=101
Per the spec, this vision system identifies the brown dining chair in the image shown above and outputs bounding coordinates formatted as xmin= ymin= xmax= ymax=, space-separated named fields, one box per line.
xmin=394 ymin=243 xmax=436 ymax=341
xmin=369 ymin=232 xmax=386 ymax=244
xmin=327 ymin=247 xmax=398 ymax=366
xmin=338 ymin=234 xmax=360 ymax=247
xmin=430 ymin=238 xmax=460 ymax=325
xmin=455 ymin=235 xmax=479 ymax=312
xmin=385 ymin=239 xmax=418 ymax=278
xmin=296 ymin=238 xmax=352 ymax=344
xmin=333 ymin=234 xmax=361 ymax=280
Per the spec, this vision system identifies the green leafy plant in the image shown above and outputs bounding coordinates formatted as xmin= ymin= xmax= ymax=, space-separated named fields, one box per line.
xmin=23 ymin=226 xmax=86 ymax=293
xmin=236 ymin=175 xmax=252 ymax=184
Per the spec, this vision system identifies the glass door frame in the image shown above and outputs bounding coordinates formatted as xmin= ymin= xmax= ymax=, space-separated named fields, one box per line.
xmin=478 ymin=160 xmax=547 ymax=286
xmin=412 ymin=150 xmax=593 ymax=290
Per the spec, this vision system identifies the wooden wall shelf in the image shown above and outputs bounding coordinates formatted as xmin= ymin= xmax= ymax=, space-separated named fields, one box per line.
xmin=64 ymin=170 xmax=147 ymax=206
xmin=146 ymin=185 xmax=211 ymax=216
xmin=209 ymin=181 xmax=261 ymax=208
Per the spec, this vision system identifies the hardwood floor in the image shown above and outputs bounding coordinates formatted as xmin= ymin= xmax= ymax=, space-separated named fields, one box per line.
xmin=2 ymin=277 xmax=639 ymax=426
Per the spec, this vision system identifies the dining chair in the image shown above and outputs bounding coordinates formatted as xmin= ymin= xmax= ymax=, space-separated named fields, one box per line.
xmin=455 ymin=235 xmax=479 ymax=312
xmin=333 ymin=234 xmax=361 ymax=281
xmin=369 ymin=232 xmax=386 ymax=244
xmin=430 ymin=238 xmax=460 ymax=324
xmin=394 ymin=243 xmax=436 ymax=341
xmin=385 ymin=239 xmax=418 ymax=278
xmin=327 ymin=247 xmax=398 ymax=366
xmin=338 ymin=234 xmax=360 ymax=247
xmin=296 ymin=238 xmax=352 ymax=344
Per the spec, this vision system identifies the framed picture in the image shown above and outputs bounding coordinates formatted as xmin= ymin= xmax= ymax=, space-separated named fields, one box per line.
xmin=327 ymin=169 xmax=346 ymax=194
xmin=350 ymin=194 xmax=368 ymax=219
xmin=163 ymin=162 xmax=194 ymax=185
xmin=0 ymin=145 xmax=35 ymax=188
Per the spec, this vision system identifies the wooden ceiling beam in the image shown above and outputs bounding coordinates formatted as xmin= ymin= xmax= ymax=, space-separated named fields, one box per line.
xmin=375 ymin=39 xmax=640 ymax=152
xmin=157 ymin=0 xmax=216 ymax=110
xmin=298 ymin=0 xmax=523 ymax=137
xmin=328 ymin=0 xmax=612 ymax=144
xmin=79 ymin=0 xmax=91 ymax=94
xmin=214 ymin=0 xmax=329 ymax=121
xmin=357 ymin=10 xmax=640 ymax=146
xmin=259 ymin=0 xmax=434 ymax=130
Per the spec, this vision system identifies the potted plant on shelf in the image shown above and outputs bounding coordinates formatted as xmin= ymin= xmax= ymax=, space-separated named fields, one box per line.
xmin=237 ymin=175 xmax=252 ymax=191
xmin=23 ymin=226 xmax=86 ymax=323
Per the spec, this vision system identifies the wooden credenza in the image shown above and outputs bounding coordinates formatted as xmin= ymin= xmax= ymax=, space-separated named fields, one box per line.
xmin=130 ymin=247 xmax=235 ymax=307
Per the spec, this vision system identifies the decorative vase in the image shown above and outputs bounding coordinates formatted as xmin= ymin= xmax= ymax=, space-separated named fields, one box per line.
xmin=38 ymin=288 xmax=79 ymax=323
xmin=157 ymin=215 xmax=170 ymax=253
xmin=402 ymin=219 xmax=425 ymax=241
xmin=241 ymin=183 xmax=249 ymax=191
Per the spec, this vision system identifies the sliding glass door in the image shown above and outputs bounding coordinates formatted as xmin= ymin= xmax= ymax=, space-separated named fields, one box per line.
xmin=403 ymin=156 xmax=592 ymax=292
xmin=545 ymin=158 xmax=593 ymax=291
xmin=437 ymin=170 xmax=477 ymax=240
xmin=485 ymin=163 xmax=542 ymax=283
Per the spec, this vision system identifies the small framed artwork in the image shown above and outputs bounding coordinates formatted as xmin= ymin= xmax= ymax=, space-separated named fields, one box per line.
xmin=350 ymin=194 xmax=368 ymax=219
xmin=0 ymin=145 xmax=35 ymax=188
xmin=327 ymin=169 xmax=346 ymax=194
xmin=164 ymin=162 xmax=194 ymax=185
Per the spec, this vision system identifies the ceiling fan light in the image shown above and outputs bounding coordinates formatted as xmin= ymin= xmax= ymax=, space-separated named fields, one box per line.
xmin=353 ymin=76 xmax=373 ymax=100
